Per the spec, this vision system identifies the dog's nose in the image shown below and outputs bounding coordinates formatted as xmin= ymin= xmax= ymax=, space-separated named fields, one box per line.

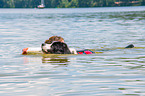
xmin=42 ymin=43 xmax=45 ymax=46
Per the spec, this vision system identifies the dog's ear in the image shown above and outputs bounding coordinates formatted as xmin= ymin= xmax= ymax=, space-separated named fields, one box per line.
xmin=63 ymin=43 xmax=71 ymax=54
xmin=50 ymin=42 xmax=71 ymax=54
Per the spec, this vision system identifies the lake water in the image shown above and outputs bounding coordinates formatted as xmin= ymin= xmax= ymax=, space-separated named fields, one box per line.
xmin=0 ymin=6 xmax=145 ymax=96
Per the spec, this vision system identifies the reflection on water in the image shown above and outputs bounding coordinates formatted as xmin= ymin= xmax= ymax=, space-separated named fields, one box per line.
xmin=108 ymin=11 xmax=145 ymax=20
xmin=23 ymin=55 xmax=69 ymax=66
xmin=42 ymin=56 xmax=69 ymax=65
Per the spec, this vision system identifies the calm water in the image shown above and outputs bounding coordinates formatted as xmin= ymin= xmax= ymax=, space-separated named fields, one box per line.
xmin=0 ymin=6 xmax=145 ymax=96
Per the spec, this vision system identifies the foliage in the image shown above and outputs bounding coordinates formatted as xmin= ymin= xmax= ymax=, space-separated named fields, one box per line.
xmin=0 ymin=0 xmax=145 ymax=8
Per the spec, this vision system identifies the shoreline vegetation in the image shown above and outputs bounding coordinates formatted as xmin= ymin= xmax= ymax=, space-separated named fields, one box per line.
xmin=0 ymin=0 xmax=145 ymax=8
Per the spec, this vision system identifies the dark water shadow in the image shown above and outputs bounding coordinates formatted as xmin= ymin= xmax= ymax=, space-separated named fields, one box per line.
xmin=42 ymin=55 xmax=70 ymax=66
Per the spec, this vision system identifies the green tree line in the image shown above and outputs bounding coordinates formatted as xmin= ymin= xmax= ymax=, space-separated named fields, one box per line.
xmin=0 ymin=0 xmax=145 ymax=8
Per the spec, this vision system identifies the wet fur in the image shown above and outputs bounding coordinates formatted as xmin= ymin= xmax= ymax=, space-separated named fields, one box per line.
xmin=50 ymin=42 xmax=71 ymax=54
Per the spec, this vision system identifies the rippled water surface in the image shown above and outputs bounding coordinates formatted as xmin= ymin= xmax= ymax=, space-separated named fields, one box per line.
xmin=0 ymin=6 xmax=145 ymax=96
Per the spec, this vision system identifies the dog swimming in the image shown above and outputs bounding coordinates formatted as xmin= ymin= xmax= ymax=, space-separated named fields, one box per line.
xmin=22 ymin=35 xmax=135 ymax=55
xmin=41 ymin=41 xmax=95 ymax=54
xmin=41 ymin=36 xmax=95 ymax=54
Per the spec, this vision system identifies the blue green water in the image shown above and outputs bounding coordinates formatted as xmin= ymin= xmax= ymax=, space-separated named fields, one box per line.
xmin=0 ymin=6 xmax=145 ymax=96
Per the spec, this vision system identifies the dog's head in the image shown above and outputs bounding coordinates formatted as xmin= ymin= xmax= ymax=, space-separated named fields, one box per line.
xmin=50 ymin=42 xmax=71 ymax=54
xmin=41 ymin=41 xmax=71 ymax=54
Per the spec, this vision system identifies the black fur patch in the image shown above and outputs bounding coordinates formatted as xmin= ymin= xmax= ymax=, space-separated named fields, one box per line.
xmin=50 ymin=42 xmax=71 ymax=54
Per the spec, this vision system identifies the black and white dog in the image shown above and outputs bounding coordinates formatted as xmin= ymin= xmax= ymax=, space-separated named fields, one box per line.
xmin=41 ymin=41 xmax=71 ymax=54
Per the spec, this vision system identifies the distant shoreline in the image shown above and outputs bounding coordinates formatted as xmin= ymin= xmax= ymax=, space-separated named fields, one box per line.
xmin=0 ymin=5 xmax=145 ymax=9
xmin=1 ymin=0 xmax=145 ymax=8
